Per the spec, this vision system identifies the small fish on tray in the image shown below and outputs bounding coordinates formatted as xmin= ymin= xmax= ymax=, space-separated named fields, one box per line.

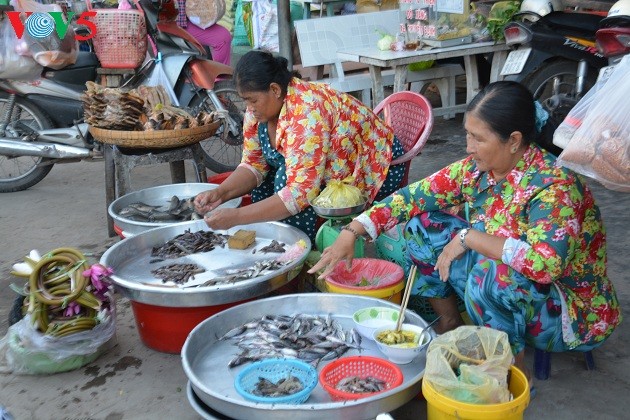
xmin=253 ymin=375 xmax=304 ymax=397
xmin=259 ymin=240 xmax=286 ymax=254
xmin=119 ymin=195 xmax=204 ymax=223
xmin=221 ymin=314 xmax=362 ymax=368
xmin=335 ymin=376 xmax=387 ymax=394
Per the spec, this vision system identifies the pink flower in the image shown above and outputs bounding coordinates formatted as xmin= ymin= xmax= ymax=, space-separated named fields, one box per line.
xmin=63 ymin=301 xmax=81 ymax=317
xmin=82 ymin=263 xmax=113 ymax=293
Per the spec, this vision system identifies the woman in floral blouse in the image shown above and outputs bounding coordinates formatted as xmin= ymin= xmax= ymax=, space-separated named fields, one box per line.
xmin=310 ymin=81 xmax=622 ymax=382
xmin=195 ymin=50 xmax=405 ymax=240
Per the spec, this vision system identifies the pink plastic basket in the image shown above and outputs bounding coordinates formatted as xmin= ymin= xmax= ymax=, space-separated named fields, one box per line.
xmin=90 ymin=4 xmax=147 ymax=69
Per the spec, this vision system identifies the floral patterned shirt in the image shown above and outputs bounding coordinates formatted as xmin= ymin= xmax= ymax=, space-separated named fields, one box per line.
xmin=239 ymin=78 xmax=394 ymax=215
xmin=357 ymin=144 xmax=621 ymax=346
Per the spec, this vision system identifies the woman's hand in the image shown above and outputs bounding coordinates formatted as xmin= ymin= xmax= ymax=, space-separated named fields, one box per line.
xmin=435 ymin=236 xmax=467 ymax=282
xmin=307 ymin=230 xmax=357 ymax=279
xmin=204 ymin=207 xmax=240 ymax=231
xmin=194 ymin=189 xmax=225 ymax=215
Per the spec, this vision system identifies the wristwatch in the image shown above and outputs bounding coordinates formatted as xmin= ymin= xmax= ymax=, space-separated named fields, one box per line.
xmin=459 ymin=228 xmax=471 ymax=251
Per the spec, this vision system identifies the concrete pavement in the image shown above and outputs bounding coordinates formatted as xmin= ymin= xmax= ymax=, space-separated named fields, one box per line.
xmin=1 ymin=114 xmax=629 ymax=419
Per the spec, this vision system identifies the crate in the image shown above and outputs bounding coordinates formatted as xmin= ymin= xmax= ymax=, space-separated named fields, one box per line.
xmin=91 ymin=8 xmax=148 ymax=69
xmin=375 ymin=224 xmax=466 ymax=321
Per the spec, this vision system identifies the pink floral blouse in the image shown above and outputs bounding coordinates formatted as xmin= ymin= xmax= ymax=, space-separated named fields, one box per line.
xmin=238 ymin=78 xmax=395 ymax=215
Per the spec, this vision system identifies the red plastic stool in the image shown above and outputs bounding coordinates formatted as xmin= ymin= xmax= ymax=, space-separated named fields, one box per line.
xmin=207 ymin=172 xmax=252 ymax=206
xmin=534 ymin=349 xmax=595 ymax=380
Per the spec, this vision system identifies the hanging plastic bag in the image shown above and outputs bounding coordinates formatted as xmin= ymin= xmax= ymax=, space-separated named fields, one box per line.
xmin=186 ymin=0 xmax=227 ymax=29
xmin=553 ymin=65 xmax=617 ymax=150
xmin=311 ymin=177 xmax=366 ymax=209
xmin=9 ymin=0 xmax=78 ymax=69
xmin=423 ymin=326 xmax=514 ymax=404
xmin=0 ymin=19 xmax=43 ymax=79
xmin=249 ymin=0 xmax=279 ymax=52
xmin=557 ymin=55 xmax=630 ymax=192
xmin=145 ymin=53 xmax=180 ymax=106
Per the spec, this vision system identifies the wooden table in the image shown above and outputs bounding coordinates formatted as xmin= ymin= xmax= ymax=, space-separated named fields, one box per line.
xmin=337 ymin=41 xmax=510 ymax=111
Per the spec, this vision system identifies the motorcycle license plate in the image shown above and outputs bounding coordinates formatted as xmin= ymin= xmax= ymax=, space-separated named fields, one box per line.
xmin=500 ymin=48 xmax=532 ymax=76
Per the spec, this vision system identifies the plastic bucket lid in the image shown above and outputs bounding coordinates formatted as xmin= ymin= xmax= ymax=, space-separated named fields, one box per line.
xmin=422 ymin=366 xmax=530 ymax=420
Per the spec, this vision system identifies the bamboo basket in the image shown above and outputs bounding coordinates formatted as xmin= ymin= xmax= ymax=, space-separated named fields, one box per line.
xmin=89 ymin=120 xmax=221 ymax=148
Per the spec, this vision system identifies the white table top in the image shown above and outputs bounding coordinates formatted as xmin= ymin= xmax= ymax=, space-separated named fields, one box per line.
xmin=337 ymin=41 xmax=509 ymax=67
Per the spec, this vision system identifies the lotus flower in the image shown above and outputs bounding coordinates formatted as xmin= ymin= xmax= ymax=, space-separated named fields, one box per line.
xmin=82 ymin=264 xmax=114 ymax=294
xmin=11 ymin=249 xmax=42 ymax=277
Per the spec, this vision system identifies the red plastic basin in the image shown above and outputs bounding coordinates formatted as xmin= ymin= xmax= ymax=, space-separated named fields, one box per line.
xmin=130 ymin=300 xmax=249 ymax=354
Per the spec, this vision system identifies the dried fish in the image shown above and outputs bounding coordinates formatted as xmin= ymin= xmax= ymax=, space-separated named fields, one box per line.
xmin=253 ymin=375 xmax=304 ymax=397
xmin=151 ymin=263 xmax=205 ymax=284
xmin=335 ymin=376 xmax=387 ymax=394
xmin=259 ymin=240 xmax=286 ymax=254
xmin=222 ymin=314 xmax=362 ymax=368
xmin=151 ymin=229 xmax=229 ymax=259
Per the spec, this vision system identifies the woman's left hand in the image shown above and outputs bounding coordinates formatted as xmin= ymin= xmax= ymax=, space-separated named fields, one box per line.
xmin=435 ymin=236 xmax=467 ymax=282
xmin=204 ymin=208 xmax=240 ymax=231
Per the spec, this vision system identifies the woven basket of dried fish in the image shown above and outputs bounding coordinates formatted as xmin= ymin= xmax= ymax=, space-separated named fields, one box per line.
xmin=89 ymin=119 xmax=221 ymax=149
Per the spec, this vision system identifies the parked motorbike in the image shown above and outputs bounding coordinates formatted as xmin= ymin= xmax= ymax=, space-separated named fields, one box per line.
xmin=501 ymin=0 xmax=608 ymax=122
xmin=0 ymin=0 xmax=244 ymax=193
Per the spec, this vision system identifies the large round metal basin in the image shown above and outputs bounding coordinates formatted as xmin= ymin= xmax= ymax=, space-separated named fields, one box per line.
xmin=99 ymin=220 xmax=311 ymax=307
xmin=108 ymin=183 xmax=242 ymax=236
xmin=182 ymin=293 xmax=434 ymax=420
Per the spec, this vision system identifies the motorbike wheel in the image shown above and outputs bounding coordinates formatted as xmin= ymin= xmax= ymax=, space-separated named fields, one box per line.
xmin=523 ymin=60 xmax=597 ymax=122
xmin=191 ymin=80 xmax=246 ymax=174
xmin=0 ymin=94 xmax=55 ymax=193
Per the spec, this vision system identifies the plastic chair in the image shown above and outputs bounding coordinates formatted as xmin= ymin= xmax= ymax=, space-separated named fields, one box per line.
xmin=373 ymin=91 xmax=434 ymax=188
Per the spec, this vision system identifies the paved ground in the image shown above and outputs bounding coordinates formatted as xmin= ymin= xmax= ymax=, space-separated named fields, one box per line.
xmin=1 ymin=112 xmax=629 ymax=419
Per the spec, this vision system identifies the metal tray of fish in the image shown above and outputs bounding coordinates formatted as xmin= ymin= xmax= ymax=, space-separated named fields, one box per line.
xmin=99 ymin=220 xmax=310 ymax=307
xmin=108 ymin=183 xmax=242 ymax=236
xmin=182 ymin=294 xmax=434 ymax=420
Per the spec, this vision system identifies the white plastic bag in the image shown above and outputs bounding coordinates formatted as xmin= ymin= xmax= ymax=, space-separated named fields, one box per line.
xmin=557 ymin=55 xmax=630 ymax=192
xmin=553 ymin=65 xmax=617 ymax=149
xmin=9 ymin=0 xmax=78 ymax=69
xmin=0 ymin=307 xmax=117 ymax=375
xmin=146 ymin=53 xmax=180 ymax=106
xmin=0 ymin=19 xmax=43 ymax=79
xmin=249 ymin=0 xmax=279 ymax=52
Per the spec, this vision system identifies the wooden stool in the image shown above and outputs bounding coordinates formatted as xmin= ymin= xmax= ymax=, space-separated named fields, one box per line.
xmin=104 ymin=142 xmax=208 ymax=237
xmin=533 ymin=348 xmax=595 ymax=380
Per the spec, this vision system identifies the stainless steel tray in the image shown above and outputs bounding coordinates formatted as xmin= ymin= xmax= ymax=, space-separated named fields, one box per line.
xmin=108 ymin=183 xmax=242 ymax=236
xmin=99 ymin=220 xmax=311 ymax=307
xmin=182 ymin=294 xmax=434 ymax=420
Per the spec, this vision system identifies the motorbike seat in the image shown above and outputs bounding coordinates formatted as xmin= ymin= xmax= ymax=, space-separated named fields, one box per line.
xmin=52 ymin=51 xmax=100 ymax=71
xmin=544 ymin=11 xmax=604 ymax=39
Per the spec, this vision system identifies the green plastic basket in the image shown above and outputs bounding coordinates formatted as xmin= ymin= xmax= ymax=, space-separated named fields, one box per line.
xmin=375 ymin=224 xmax=466 ymax=321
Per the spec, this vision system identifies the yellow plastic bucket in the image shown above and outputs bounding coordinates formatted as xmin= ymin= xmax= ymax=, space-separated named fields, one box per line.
xmin=325 ymin=279 xmax=405 ymax=303
xmin=422 ymin=366 xmax=530 ymax=420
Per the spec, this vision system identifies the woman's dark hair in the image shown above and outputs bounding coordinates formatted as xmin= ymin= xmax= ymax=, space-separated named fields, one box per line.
xmin=466 ymin=81 xmax=562 ymax=156
xmin=234 ymin=50 xmax=295 ymax=95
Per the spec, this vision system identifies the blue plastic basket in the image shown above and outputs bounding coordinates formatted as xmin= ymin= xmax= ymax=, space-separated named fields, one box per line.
xmin=234 ymin=359 xmax=318 ymax=404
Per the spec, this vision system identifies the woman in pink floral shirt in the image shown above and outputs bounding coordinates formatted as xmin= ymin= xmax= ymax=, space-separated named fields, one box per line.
xmin=195 ymin=50 xmax=405 ymax=240
xmin=311 ymin=81 xmax=621 ymax=382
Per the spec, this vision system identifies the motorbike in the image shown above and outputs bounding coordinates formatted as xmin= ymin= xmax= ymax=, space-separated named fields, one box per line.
xmin=0 ymin=0 xmax=245 ymax=193
xmin=501 ymin=0 xmax=608 ymax=122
